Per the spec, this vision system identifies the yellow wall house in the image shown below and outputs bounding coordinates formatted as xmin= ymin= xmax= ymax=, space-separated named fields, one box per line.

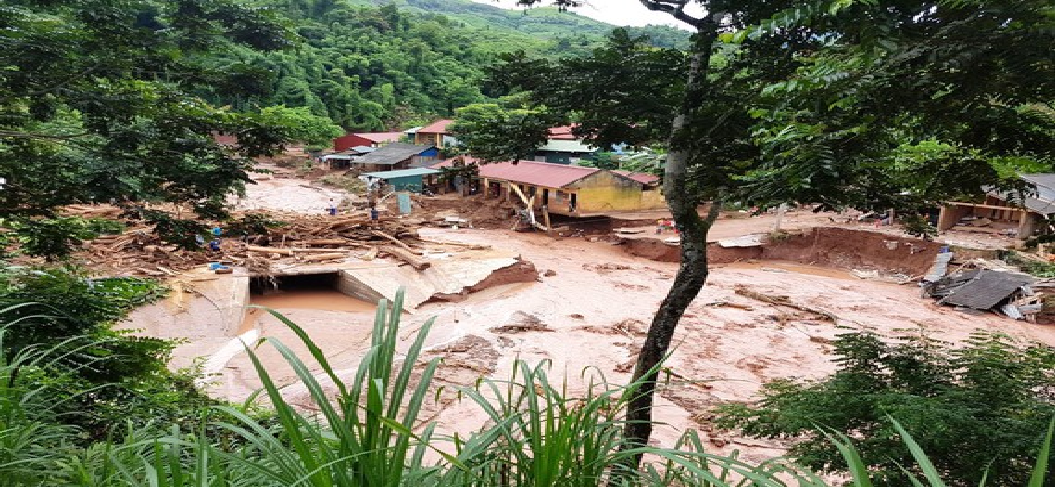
xmin=436 ymin=159 xmax=665 ymax=217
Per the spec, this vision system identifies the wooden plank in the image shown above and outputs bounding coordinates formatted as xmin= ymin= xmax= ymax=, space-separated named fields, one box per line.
xmin=381 ymin=245 xmax=431 ymax=270
xmin=944 ymin=201 xmax=1028 ymax=212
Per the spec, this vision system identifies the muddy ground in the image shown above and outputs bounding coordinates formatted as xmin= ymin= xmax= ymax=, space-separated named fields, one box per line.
xmin=126 ymin=169 xmax=1051 ymax=463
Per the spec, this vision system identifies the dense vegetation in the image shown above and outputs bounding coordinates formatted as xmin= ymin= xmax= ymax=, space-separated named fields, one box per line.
xmin=717 ymin=332 xmax=1055 ymax=487
xmin=202 ymin=0 xmax=690 ymax=131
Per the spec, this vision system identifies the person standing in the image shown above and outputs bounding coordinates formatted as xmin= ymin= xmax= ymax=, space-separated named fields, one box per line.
xmin=328 ymin=198 xmax=337 ymax=216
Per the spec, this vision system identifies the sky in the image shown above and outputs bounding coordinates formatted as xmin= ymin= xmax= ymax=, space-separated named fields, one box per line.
xmin=469 ymin=0 xmax=702 ymax=29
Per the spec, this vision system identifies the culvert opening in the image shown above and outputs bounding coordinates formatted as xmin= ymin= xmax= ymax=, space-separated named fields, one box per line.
xmin=248 ymin=272 xmax=375 ymax=312
xmin=250 ymin=272 xmax=340 ymax=295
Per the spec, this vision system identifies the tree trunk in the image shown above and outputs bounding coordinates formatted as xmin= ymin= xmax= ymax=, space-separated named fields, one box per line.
xmin=620 ymin=16 xmax=720 ymax=468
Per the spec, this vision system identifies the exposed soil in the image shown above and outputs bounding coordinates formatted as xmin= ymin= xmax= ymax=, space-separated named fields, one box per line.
xmin=624 ymin=227 xmax=945 ymax=276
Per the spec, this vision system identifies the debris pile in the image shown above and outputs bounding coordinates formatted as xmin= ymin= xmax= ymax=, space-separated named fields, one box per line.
xmin=76 ymin=212 xmax=489 ymax=276
xmin=235 ymin=214 xmax=436 ymax=274
xmin=922 ymin=251 xmax=1049 ymax=321
xmin=83 ymin=232 xmax=212 ymax=276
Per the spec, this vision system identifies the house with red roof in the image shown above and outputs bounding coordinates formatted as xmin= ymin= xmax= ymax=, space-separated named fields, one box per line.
xmin=333 ymin=131 xmax=405 ymax=152
xmin=414 ymin=119 xmax=455 ymax=147
xmin=433 ymin=157 xmax=664 ymax=217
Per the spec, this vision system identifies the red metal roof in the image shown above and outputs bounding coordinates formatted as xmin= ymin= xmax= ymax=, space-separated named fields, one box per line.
xmin=418 ymin=119 xmax=454 ymax=134
xmin=613 ymin=170 xmax=660 ymax=185
xmin=547 ymin=124 xmax=579 ymax=140
xmin=353 ymin=132 xmax=404 ymax=142
xmin=434 ymin=157 xmax=599 ymax=188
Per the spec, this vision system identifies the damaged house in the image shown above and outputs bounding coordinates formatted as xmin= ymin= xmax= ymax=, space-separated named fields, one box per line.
xmin=937 ymin=173 xmax=1055 ymax=238
xmin=433 ymin=158 xmax=665 ymax=217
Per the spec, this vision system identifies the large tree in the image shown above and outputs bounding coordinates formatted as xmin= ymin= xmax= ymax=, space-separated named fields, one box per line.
xmin=0 ymin=0 xmax=306 ymax=256
xmin=510 ymin=0 xmax=1055 ymax=467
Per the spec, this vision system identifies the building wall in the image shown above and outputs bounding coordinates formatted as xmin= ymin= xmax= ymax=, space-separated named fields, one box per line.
xmin=415 ymin=132 xmax=443 ymax=147
xmin=384 ymin=175 xmax=425 ymax=192
xmin=569 ymin=172 xmax=666 ymax=214
xmin=334 ymin=134 xmax=373 ymax=152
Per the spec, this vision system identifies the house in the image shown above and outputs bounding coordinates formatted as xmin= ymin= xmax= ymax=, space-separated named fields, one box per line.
xmin=362 ymin=168 xmax=441 ymax=193
xmin=433 ymin=158 xmax=664 ymax=217
xmin=414 ymin=120 xmax=455 ymax=147
xmin=333 ymin=131 xmax=405 ymax=152
xmin=319 ymin=146 xmax=376 ymax=170
xmin=527 ymin=125 xmax=599 ymax=164
xmin=352 ymin=143 xmax=438 ymax=173
xmin=937 ymin=173 xmax=1055 ymax=238
xmin=532 ymin=139 xmax=598 ymax=164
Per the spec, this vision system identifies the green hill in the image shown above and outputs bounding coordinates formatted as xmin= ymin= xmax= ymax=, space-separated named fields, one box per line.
xmin=200 ymin=0 xmax=689 ymax=132
xmin=356 ymin=0 xmax=691 ymax=49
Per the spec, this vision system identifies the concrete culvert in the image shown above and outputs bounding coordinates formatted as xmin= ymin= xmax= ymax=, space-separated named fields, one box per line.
xmin=250 ymin=272 xmax=341 ymax=295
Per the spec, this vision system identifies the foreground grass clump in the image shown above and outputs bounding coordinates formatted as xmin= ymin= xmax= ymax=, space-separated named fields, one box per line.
xmin=0 ymin=289 xmax=1051 ymax=486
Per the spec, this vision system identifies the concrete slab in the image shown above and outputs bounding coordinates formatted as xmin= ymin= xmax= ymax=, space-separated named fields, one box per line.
xmin=340 ymin=250 xmax=527 ymax=309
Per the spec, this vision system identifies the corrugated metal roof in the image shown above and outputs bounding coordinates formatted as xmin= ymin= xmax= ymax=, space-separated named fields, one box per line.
xmin=479 ymin=160 xmax=599 ymax=188
xmin=418 ymin=119 xmax=453 ymax=134
xmin=363 ymin=168 xmax=440 ymax=179
xmin=613 ymin=170 xmax=660 ymax=185
xmin=547 ymin=124 xmax=579 ymax=140
xmin=353 ymin=132 xmax=404 ymax=142
xmin=357 ymin=143 xmax=434 ymax=165
xmin=938 ymin=269 xmax=1036 ymax=309
xmin=435 ymin=158 xmax=599 ymax=188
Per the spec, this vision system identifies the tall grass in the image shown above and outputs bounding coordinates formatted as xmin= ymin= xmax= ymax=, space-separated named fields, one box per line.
xmin=0 ymin=291 xmax=1051 ymax=486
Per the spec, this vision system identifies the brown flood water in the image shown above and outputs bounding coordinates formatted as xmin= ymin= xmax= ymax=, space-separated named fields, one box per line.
xmin=250 ymin=290 xmax=376 ymax=312
xmin=239 ymin=291 xmax=376 ymax=334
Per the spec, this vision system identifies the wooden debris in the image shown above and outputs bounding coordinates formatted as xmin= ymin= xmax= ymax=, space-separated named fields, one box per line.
xmin=372 ymin=230 xmax=418 ymax=254
xmin=300 ymin=253 xmax=347 ymax=263
xmin=734 ymin=285 xmax=839 ymax=323
xmin=381 ymin=246 xmax=430 ymax=270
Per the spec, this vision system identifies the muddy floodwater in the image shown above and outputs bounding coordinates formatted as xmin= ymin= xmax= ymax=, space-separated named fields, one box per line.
xmin=250 ymin=290 xmax=376 ymax=312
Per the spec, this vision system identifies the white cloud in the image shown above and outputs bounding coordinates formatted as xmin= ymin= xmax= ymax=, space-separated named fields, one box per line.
xmin=470 ymin=0 xmax=702 ymax=29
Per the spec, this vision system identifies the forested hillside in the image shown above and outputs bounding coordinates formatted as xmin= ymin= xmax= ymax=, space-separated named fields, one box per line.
xmin=201 ymin=0 xmax=689 ymax=131
xmin=352 ymin=0 xmax=692 ymax=49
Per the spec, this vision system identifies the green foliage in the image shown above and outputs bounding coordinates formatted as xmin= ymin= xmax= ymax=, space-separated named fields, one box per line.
xmin=225 ymin=212 xmax=286 ymax=238
xmin=738 ymin=0 xmax=1055 ymax=210
xmin=0 ymin=0 xmax=308 ymax=258
xmin=1 ymin=217 xmax=98 ymax=260
xmin=0 ymin=265 xmax=221 ymax=440
xmin=1002 ymin=252 xmax=1055 ymax=279
xmin=716 ymin=331 xmax=1055 ymax=487
xmin=450 ymin=102 xmax=558 ymax=162
xmin=900 ymin=214 xmax=938 ymax=240
xmin=493 ymin=29 xmax=689 ymax=150
xmin=258 ymin=105 xmax=344 ymax=149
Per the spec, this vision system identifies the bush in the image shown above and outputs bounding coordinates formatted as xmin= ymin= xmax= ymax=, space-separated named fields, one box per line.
xmin=715 ymin=331 xmax=1055 ymax=487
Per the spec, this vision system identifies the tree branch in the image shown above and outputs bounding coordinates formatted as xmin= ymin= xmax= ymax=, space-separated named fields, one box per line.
xmin=639 ymin=0 xmax=703 ymax=27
